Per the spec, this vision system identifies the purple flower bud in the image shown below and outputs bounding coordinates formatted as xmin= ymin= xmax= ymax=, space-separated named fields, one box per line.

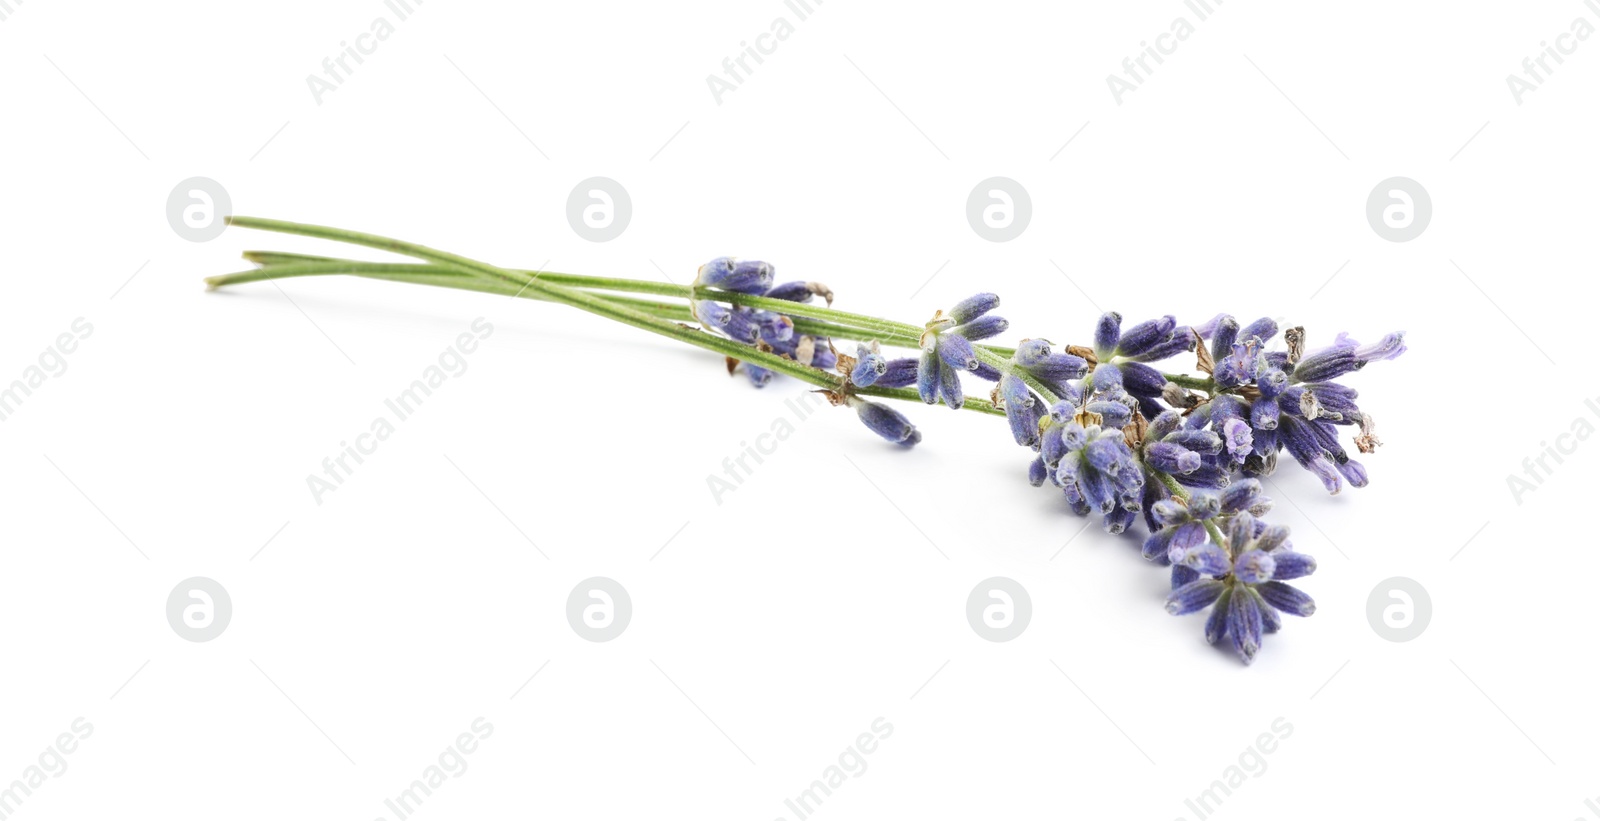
xmin=1234 ymin=549 xmax=1277 ymax=584
xmin=1257 ymin=368 xmax=1288 ymax=399
xmin=1000 ymin=374 xmax=1040 ymax=446
xmin=1218 ymin=479 xmax=1265 ymax=514
xmin=1028 ymin=457 xmax=1048 ymax=487
xmin=724 ymin=310 xmax=762 ymax=343
xmin=1308 ymin=456 xmax=1343 ymax=494
xmin=1251 ymin=396 xmax=1280 ymax=431
xmin=1256 ymin=581 xmax=1315 ymax=617
xmin=746 ymin=365 xmax=773 ymax=387
xmin=1260 ymin=600 xmax=1282 ymax=634
xmin=693 ymin=300 xmax=731 ymax=327
xmin=1167 ymin=579 xmax=1226 ymax=615
xmin=1177 ymin=542 xmax=1231 ymax=576
xmin=875 ymin=357 xmax=919 ymax=389
xmin=854 ymin=400 xmax=920 ymax=446
xmin=1127 ymin=329 xmax=1195 ymax=363
xmin=953 ymin=315 xmax=1009 ymax=341
xmin=1222 ymin=418 xmax=1253 ymax=464
xmin=698 ymin=257 xmax=773 ymax=294
xmin=850 ymin=350 xmax=889 ymax=387
xmin=1116 ymin=315 xmax=1177 ymax=358
xmin=1105 ymin=506 xmax=1137 ymax=534
xmin=1165 ymin=429 xmax=1223 ymax=455
xmin=1305 ymin=382 xmax=1361 ymax=420
xmin=763 ymin=281 xmax=815 ymax=303
xmin=1354 ymin=331 xmax=1406 ymax=362
xmin=1024 ymin=353 xmax=1090 ymax=386
xmin=1338 ymin=458 xmax=1369 ymax=488
xmin=1093 ymin=312 xmax=1122 ymax=359
xmin=1146 ymin=441 xmax=1202 ymax=474
xmin=1205 ymin=587 xmax=1233 ymax=645
xmin=948 ymin=293 xmax=1000 ymax=324
xmin=916 ymin=350 xmax=941 ymax=404
xmin=935 ymin=332 xmax=980 ymax=372
xmin=1014 ymin=339 xmax=1052 ymax=366
xmin=1149 ymin=409 xmax=1183 ymax=441
xmin=1087 ymin=364 xmax=1123 ymax=393
xmin=1268 ymin=550 xmax=1314 ymax=580
xmin=1228 ymin=585 xmax=1264 ymax=664
xmin=938 ymin=361 xmax=964 ymax=410
xmin=1119 ymin=361 xmax=1168 ymax=398
xmin=1209 ymin=316 xmax=1240 ymax=364
xmin=1240 ymin=317 xmax=1278 ymax=344
xmin=759 ymin=313 xmax=795 ymax=343
xmin=1293 ymin=346 xmax=1362 ymax=383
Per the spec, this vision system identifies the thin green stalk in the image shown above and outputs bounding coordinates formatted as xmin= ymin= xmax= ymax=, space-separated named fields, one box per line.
xmin=208 ymin=260 xmax=926 ymax=348
xmin=214 ymin=218 xmax=1007 ymax=417
xmin=237 ymin=250 xmax=922 ymax=341
xmin=1163 ymin=373 xmax=1214 ymax=392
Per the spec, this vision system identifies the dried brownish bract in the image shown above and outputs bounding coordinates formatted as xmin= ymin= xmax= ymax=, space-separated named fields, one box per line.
xmin=816 ymin=388 xmax=849 ymax=407
xmin=1194 ymin=328 xmax=1215 ymax=374
xmin=807 ymin=281 xmax=835 ymax=306
xmin=1284 ymin=326 xmax=1306 ymax=366
xmin=1354 ymin=412 xmax=1382 ymax=454
xmin=835 ymin=350 xmax=858 ymax=379
xmin=1066 ymin=344 xmax=1098 ymax=367
xmin=724 ymin=356 xmax=740 ymax=376
xmin=1123 ymin=410 xmax=1148 ymax=448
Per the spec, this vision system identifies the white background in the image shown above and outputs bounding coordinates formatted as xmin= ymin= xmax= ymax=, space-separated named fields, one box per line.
xmin=2 ymin=1 xmax=1596 ymax=818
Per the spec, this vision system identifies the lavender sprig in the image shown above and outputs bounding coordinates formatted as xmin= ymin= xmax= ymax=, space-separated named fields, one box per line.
xmin=208 ymin=219 xmax=1403 ymax=666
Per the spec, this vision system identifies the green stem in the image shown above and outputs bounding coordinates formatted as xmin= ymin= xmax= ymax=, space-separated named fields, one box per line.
xmin=1163 ymin=373 xmax=1214 ymax=392
xmin=221 ymin=250 xmax=1054 ymax=402
xmin=214 ymin=218 xmax=1008 ymax=417
xmin=236 ymin=250 xmax=923 ymax=342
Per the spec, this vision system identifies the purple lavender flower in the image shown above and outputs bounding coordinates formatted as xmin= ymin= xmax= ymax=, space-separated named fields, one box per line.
xmin=1165 ymin=510 xmax=1315 ymax=664
xmin=852 ymin=398 xmax=921 ymax=447
xmin=916 ymin=294 xmax=1006 ymax=408
xmin=694 ymin=267 xmax=841 ymax=390
xmin=1045 ymin=419 xmax=1145 ymax=532
xmin=695 ymin=257 xmax=773 ymax=294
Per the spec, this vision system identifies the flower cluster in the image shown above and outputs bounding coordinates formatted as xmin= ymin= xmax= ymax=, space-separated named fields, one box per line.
xmin=692 ymin=257 xmax=837 ymax=387
xmin=689 ymin=279 xmax=1404 ymax=665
